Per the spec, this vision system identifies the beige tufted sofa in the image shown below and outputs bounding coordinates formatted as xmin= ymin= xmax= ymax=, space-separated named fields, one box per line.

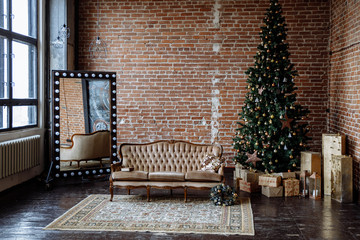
xmin=109 ymin=140 xmax=224 ymax=202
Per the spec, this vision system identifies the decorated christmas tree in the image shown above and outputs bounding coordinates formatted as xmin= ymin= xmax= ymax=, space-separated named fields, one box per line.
xmin=233 ymin=0 xmax=310 ymax=173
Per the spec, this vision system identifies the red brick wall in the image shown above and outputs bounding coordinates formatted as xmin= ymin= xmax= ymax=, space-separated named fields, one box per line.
xmin=77 ymin=0 xmax=329 ymax=164
xmin=329 ymin=0 xmax=360 ymax=191
xmin=60 ymin=78 xmax=85 ymax=145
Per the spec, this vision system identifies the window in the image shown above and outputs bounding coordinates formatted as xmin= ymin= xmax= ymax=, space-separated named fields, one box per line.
xmin=0 ymin=0 xmax=37 ymax=131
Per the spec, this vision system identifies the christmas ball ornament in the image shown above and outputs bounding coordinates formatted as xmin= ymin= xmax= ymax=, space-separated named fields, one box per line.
xmin=292 ymin=163 xmax=296 ymax=167
xmin=269 ymin=161 xmax=273 ymax=165
xmin=281 ymin=141 xmax=284 ymax=145
xmin=290 ymin=155 xmax=293 ymax=159
xmin=275 ymin=159 xmax=278 ymax=163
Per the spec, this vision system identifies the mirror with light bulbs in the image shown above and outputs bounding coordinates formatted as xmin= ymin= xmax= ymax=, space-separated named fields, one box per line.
xmin=51 ymin=70 xmax=117 ymax=178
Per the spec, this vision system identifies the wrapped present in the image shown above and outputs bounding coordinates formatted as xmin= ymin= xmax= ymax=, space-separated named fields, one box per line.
xmin=272 ymin=172 xmax=296 ymax=179
xmin=322 ymin=134 xmax=346 ymax=195
xmin=233 ymin=177 xmax=241 ymax=191
xmin=235 ymin=163 xmax=245 ymax=179
xmin=258 ymin=175 xmax=282 ymax=187
xmin=331 ymin=155 xmax=353 ymax=203
xmin=262 ymin=186 xmax=283 ymax=198
xmin=239 ymin=180 xmax=261 ymax=193
xmin=301 ymin=151 xmax=321 ymax=175
xmin=240 ymin=169 xmax=262 ymax=183
xmin=283 ymin=178 xmax=300 ymax=197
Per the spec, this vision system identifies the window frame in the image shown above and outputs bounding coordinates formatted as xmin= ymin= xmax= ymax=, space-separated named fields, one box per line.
xmin=0 ymin=0 xmax=38 ymax=131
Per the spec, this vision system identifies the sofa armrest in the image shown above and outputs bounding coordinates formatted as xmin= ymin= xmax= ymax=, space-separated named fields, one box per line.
xmin=217 ymin=163 xmax=225 ymax=176
xmin=111 ymin=162 xmax=122 ymax=173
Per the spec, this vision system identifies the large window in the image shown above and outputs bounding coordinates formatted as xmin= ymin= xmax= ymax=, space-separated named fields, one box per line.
xmin=0 ymin=0 xmax=37 ymax=131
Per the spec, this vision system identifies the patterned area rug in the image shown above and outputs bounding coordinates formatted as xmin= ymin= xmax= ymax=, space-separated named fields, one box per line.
xmin=44 ymin=194 xmax=254 ymax=236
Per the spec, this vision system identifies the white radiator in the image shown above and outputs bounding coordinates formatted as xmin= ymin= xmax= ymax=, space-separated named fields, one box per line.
xmin=0 ymin=135 xmax=41 ymax=179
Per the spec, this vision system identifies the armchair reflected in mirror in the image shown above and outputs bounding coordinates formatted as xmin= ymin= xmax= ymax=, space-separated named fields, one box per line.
xmin=52 ymin=70 xmax=117 ymax=178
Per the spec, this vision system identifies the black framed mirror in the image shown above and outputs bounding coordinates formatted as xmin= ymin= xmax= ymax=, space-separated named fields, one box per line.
xmin=52 ymin=70 xmax=117 ymax=178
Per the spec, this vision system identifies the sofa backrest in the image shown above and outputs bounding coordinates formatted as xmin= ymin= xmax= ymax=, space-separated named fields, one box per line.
xmin=119 ymin=140 xmax=223 ymax=173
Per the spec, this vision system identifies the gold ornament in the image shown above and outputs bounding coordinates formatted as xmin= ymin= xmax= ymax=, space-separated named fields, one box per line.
xmin=290 ymin=155 xmax=293 ymax=159
xmin=269 ymin=161 xmax=273 ymax=165
xmin=270 ymin=115 xmax=274 ymax=119
xmin=275 ymin=159 xmax=278 ymax=163
xmin=292 ymin=163 xmax=296 ymax=167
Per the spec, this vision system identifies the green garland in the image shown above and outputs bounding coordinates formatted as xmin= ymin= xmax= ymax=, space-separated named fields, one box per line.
xmin=210 ymin=184 xmax=238 ymax=206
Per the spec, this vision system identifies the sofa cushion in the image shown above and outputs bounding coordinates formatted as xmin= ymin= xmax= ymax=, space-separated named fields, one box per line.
xmin=112 ymin=171 xmax=148 ymax=181
xmin=185 ymin=171 xmax=222 ymax=182
xmin=148 ymin=172 xmax=185 ymax=181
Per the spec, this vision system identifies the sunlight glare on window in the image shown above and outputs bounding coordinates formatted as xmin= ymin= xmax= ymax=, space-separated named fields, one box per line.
xmin=0 ymin=0 xmax=8 ymax=29
xmin=0 ymin=37 xmax=8 ymax=99
xmin=13 ymin=105 xmax=36 ymax=127
xmin=11 ymin=0 xmax=30 ymax=36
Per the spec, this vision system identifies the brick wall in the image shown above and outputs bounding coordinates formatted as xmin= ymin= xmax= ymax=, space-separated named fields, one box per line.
xmin=329 ymin=0 xmax=360 ymax=191
xmin=59 ymin=78 xmax=85 ymax=145
xmin=77 ymin=0 xmax=329 ymax=165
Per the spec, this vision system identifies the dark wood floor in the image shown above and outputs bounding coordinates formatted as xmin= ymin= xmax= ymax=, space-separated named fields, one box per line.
xmin=1 ymin=170 xmax=360 ymax=240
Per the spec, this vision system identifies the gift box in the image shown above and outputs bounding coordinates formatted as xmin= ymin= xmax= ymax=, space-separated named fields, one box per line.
xmin=258 ymin=175 xmax=282 ymax=187
xmin=283 ymin=178 xmax=300 ymax=197
xmin=331 ymin=155 xmax=353 ymax=203
xmin=272 ymin=172 xmax=296 ymax=179
xmin=240 ymin=169 xmax=261 ymax=183
xmin=301 ymin=151 xmax=321 ymax=175
xmin=239 ymin=180 xmax=261 ymax=193
xmin=235 ymin=163 xmax=244 ymax=179
xmin=262 ymin=186 xmax=283 ymax=197
xmin=233 ymin=177 xmax=241 ymax=191
xmin=322 ymin=134 xmax=346 ymax=195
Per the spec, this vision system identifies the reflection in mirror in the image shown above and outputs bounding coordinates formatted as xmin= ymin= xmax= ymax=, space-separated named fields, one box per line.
xmin=59 ymin=77 xmax=111 ymax=171
xmin=52 ymin=70 xmax=117 ymax=178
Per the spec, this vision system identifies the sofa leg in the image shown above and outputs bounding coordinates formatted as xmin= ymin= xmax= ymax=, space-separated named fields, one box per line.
xmin=170 ymin=189 xmax=173 ymax=196
xmin=127 ymin=188 xmax=131 ymax=195
xmin=184 ymin=187 xmax=187 ymax=203
xmin=147 ymin=186 xmax=151 ymax=202
xmin=110 ymin=186 xmax=113 ymax=201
